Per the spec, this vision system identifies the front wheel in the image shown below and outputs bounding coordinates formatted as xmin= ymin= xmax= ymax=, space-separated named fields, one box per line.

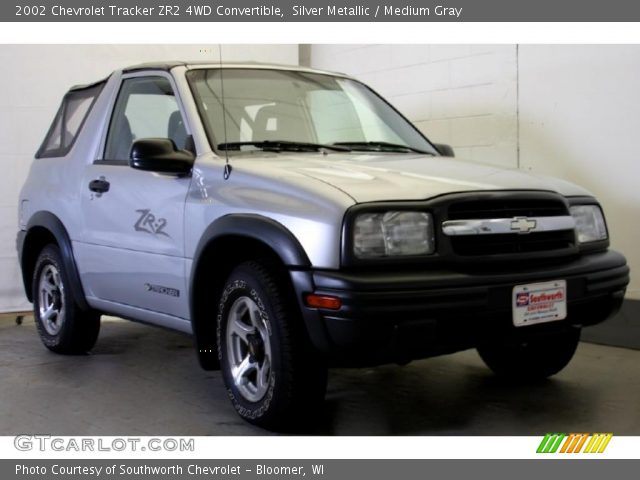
xmin=477 ymin=328 xmax=581 ymax=381
xmin=217 ymin=260 xmax=327 ymax=431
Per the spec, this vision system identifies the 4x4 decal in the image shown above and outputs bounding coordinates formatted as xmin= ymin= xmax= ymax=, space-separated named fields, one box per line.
xmin=134 ymin=209 xmax=170 ymax=237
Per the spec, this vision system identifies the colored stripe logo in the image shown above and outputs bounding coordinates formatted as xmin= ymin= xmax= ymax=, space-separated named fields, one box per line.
xmin=537 ymin=433 xmax=613 ymax=453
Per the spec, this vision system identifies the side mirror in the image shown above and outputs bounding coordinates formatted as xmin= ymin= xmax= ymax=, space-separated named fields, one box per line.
xmin=434 ymin=143 xmax=455 ymax=157
xmin=130 ymin=138 xmax=195 ymax=175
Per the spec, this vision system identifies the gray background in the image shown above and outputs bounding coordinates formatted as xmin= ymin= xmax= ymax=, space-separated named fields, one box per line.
xmin=4 ymin=0 xmax=640 ymax=22
xmin=4 ymin=460 xmax=640 ymax=479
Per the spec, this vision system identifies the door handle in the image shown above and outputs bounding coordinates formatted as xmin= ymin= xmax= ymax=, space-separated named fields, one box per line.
xmin=89 ymin=177 xmax=110 ymax=194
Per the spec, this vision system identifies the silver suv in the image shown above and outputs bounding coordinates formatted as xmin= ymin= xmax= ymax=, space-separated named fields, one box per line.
xmin=17 ymin=62 xmax=629 ymax=430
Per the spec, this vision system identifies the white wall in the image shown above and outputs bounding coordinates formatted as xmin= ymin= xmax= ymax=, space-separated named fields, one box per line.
xmin=518 ymin=45 xmax=640 ymax=299
xmin=0 ymin=44 xmax=298 ymax=312
xmin=309 ymin=44 xmax=639 ymax=300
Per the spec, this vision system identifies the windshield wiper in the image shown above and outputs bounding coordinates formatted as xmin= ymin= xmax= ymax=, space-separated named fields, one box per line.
xmin=332 ymin=141 xmax=434 ymax=155
xmin=218 ymin=140 xmax=351 ymax=152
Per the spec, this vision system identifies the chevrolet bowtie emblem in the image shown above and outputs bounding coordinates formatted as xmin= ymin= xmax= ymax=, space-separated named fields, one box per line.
xmin=510 ymin=216 xmax=537 ymax=234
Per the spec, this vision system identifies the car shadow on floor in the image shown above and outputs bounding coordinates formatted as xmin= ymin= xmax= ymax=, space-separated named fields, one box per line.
xmin=308 ymin=360 xmax=604 ymax=435
xmin=1 ymin=316 xmax=626 ymax=436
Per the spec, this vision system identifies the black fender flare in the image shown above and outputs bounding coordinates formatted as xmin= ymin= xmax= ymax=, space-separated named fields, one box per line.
xmin=21 ymin=211 xmax=90 ymax=311
xmin=192 ymin=214 xmax=311 ymax=271
xmin=190 ymin=213 xmax=311 ymax=314
xmin=189 ymin=214 xmax=311 ymax=369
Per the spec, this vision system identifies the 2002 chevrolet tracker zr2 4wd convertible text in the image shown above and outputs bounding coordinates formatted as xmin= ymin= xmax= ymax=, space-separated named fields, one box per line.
xmin=17 ymin=62 xmax=630 ymax=430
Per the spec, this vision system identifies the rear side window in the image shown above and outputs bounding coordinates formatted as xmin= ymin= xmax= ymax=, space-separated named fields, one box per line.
xmin=36 ymin=82 xmax=104 ymax=158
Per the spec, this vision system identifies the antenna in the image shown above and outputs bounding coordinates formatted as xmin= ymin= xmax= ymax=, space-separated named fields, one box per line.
xmin=218 ymin=44 xmax=232 ymax=180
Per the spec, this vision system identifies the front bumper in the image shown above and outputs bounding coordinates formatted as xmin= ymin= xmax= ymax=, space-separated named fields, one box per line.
xmin=291 ymin=250 xmax=629 ymax=366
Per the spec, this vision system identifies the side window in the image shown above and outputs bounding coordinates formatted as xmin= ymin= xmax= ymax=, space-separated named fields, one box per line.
xmin=36 ymin=82 xmax=103 ymax=158
xmin=104 ymin=76 xmax=188 ymax=162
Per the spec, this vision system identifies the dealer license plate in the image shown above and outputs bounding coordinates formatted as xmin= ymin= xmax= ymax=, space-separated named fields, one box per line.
xmin=512 ymin=280 xmax=567 ymax=327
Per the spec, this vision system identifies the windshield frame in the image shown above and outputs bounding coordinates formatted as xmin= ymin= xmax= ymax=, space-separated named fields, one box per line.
xmin=185 ymin=66 xmax=441 ymax=157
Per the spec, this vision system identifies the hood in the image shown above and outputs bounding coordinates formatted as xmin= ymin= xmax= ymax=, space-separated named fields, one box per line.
xmin=232 ymin=152 xmax=592 ymax=203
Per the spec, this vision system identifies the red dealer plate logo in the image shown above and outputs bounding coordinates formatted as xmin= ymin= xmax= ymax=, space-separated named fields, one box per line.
xmin=512 ymin=280 xmax=567 ymax=327
xmin=516 ymin=292 xmax=530 ymax=306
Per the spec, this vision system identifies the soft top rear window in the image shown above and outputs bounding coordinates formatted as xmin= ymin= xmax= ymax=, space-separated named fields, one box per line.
xmin=36 ymin=81 xmax=105 ymax=159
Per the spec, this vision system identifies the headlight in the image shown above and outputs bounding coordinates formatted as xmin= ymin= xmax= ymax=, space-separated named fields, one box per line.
xmin=570 ymin=205 xmax=608 ymax=243
xmin=353 ymin=211 xmax=435 ymax=258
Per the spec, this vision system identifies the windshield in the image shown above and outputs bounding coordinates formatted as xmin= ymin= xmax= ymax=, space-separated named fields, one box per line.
xmin=186 ymin=68 xmax=439 ymax=155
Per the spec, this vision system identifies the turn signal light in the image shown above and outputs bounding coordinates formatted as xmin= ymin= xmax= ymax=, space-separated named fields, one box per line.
xmin=305 ymin=294 xmax=342 ymax=310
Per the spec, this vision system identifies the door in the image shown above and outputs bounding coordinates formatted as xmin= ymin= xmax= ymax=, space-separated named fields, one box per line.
xmin=74 ymin=74 xmax=193 ymax=319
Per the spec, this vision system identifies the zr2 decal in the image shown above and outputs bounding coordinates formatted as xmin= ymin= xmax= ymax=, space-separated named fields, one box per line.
xmin=134 ymin=209 xmax=170 ymax=237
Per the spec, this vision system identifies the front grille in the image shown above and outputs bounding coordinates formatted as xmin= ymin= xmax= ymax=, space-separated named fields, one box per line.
xmin=445 ymin=196 xmax=575 ymax=257
xmin=447 ymin=198 xmax=568 ymax=220
xmin=450 ymin=230 xmax=576 ymax=256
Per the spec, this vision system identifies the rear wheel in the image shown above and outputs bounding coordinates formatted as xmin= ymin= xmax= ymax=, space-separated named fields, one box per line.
xmin=217 ymin=260 xmax=327 ymax=431
xmin=477 ymin=328 xmax=581 ymax=381
xmin=32 ymin=245 xmax=100 ymax=354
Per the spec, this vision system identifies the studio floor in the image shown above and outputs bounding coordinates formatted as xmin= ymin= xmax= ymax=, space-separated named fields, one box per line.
xmin=1 ymin=314 xmax=638 ymax=435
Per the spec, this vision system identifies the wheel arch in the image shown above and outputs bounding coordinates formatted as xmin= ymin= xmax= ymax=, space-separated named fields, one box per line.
xmin=189 ymin=214 xmax=311 ymax=370
xmin=20 ymin=211 xmax=90 ymax=310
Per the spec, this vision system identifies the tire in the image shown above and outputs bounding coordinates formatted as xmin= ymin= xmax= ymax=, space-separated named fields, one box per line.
xmin=32 ymin=244 xmax=101 ymax=354
xmin=477 ymin=328 xmax=581 ymax=381
xmin=217 ymin=260 xmax=327 ymax=431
